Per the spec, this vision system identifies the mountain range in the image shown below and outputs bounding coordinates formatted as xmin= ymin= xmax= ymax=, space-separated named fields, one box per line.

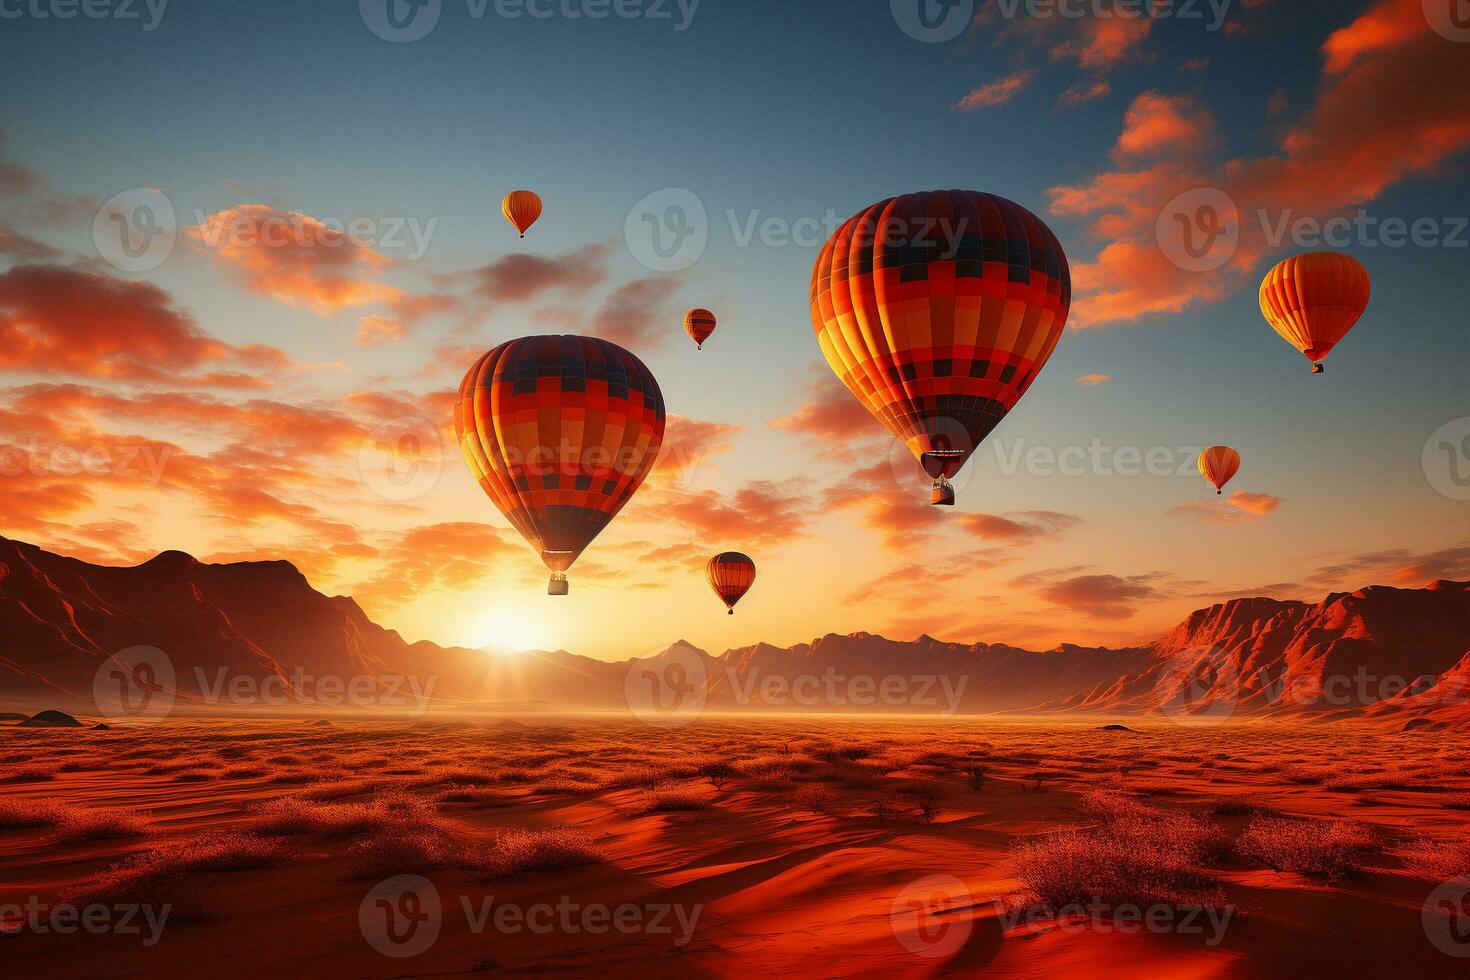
xmin=1 ymin=535 xmax=1466 ymax=727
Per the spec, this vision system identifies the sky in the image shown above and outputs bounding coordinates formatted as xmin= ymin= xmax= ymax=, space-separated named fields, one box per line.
xmin=0 ymin=0 xmax=1467 ymax=659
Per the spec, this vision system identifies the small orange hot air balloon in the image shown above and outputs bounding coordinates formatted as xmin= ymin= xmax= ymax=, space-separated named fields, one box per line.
xmin=501 ymin=190 xmax=542 ymax=238
xmin=684 ymin=308 xmax=716 ymax=350
xmin=706 ymin=552 xmax=755 ymax=615
xmin=1198 ymin=446 xmax=1240 ymax=496
xmin=1259 ymin=252 xmax=1370 ymax=374
xmin=455 ymin=336 xmax=665 ymax=595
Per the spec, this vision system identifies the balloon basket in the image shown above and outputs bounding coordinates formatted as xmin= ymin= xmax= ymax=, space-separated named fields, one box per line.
xmin=1312 ymin=362 xmax=1324 ymax=374
xmin=931 ymin=481 xmax=956 ymax=507
xmin=548 ymin=574 xmax=569 ymax=596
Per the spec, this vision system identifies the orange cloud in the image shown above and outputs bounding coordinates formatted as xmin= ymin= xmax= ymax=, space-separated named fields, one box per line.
xmin=652 ymin=414 xmax=743 ymax=487
xmin=960 ymin=510 xmax=1081 ymax=542
xmin=589 ymin=276 xmax=681 ymax=350
xmin=1168 ymin=491 xmax=1283 ymax=525
xmin=1049 ymin=0 xmax=1470 ymax=329
xmin=354 ymin=522 xmax=521 ymax=610
xmin=1059 ymin=80 xmax=1111 ymax=107
xmin=955 ymin=70 xmax=1034 ymax=110
xmin=1018 ymin=568 xmax=1172 ymax=620
xmin=0 ymin=264 xmax=288 ymax=387
xmin=187 ymin=205 xmax=406 ymax=316
xmin=356 ymin=314 xmax=405 ymax=347
xmin=1076 ymin=373 xmax=1112 ymax=386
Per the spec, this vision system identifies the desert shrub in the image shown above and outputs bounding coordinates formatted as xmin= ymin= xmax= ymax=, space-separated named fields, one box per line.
xmin=1010 ymin=814 xmax=1229 ymax=912
xmin=473 ymin=828 xmax=604 ymax=877
xmin=4 ymin=767 xmax=56 ymax=784
xmin=1206 ymin=797 xmax=1282 ymax=818
xmin=793 ymin=784 xmax=837 ymax=814
xmin=696 ymin=761 xmax=736 ymax=790
xmin=346 ymin=826 xmax=463 ymax=880
xmin=65 ymin=832 xmax=288 ymax=920
xmin=1398 ymin=836 xmax=1470 ymax=881
xmin=639 ymin=782 xmax=709 ymax=813
xmin=1238 ymin=817 xmax=1377 ymax=879
xmin=0 ymin=797 xmax=64 ymax=828
xmin=54 ymin=808 xmax=153 ymax=842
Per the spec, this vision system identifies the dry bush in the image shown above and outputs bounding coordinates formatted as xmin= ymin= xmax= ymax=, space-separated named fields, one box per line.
xmin=298 ymin=780 xmax=376 ymax=802
xmin=473 ymin=828 xmax=604 ymax=878
xmin=65 ymin=832 xmax=288 ymax=920
xmin=639 ymin=782 xmax=709 ymax=813
xmin=1010 ymin=818 xmax=1228 ymax=912
xmin=793 ymin=784 xmax=837 ymax=814
xmin=1398 ymin=836 xmax=1470 ymax=881
xmin=1238 ymin=817 xmax=1378 ymax=879
xmin=346 ymin=826 xmax=463 ymax=880
xmin=1206 ymin=797 xmax=1282 ymax=818
xmin=0 ymin=797 xmax=64 ymax=828
xmin=54 ymin=808 xmax=153 ymax=842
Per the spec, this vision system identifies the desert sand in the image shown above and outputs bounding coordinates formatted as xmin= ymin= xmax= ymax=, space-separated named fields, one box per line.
xmin=2 ymin=716 xmax=1467 ymax=979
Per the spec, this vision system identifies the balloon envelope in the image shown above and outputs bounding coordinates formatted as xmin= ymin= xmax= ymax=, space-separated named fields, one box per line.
xmin=684 ymin=308 xmax=717 ymax=349
xmin=502 ymin=190 xmax=543 ymax=238
xmin=706 ymin=552 xmax=755 ymax=614
xmin=810 ymin=190 xmax=1070 ymax=500
xmin=455 ymin=336 xmax=665 ymax=591
xmin=1259 ymin=252 xmax=1369 ymax=373
xmin=1198 ymin=446 xmax=1240 ymax=495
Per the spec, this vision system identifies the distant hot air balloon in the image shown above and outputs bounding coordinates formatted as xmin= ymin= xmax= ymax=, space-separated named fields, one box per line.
xmin=684 ymin=308 xmax=717 ymax=350
xmin=1259 ymin=252 xmax=1370 ymax=374
xmin=1197 ymin=446 xmax=1240 ymax=496
xmin=501 ymin=190 xmax=542 ymax=238
xmin=455 ymin=336 xmax=665 ymax=595
xmin=706 ymin=552 xmax=755 ymax=615
xmin=811 ymin=190 xmax=1070 ymax=506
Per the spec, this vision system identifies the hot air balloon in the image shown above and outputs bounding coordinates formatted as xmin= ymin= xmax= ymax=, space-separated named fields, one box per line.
xmin=1197 ymin=446 xmax=1240 ymax=496
xmin=1259 ymin=252 xmax=1370 ymax=374
xmin=502 ymin=190 xmax=542 ymax=238
xmin=706 ymin=552 xmax=755 ymax=615
xmin=811 ymin=190 xmax=1070 ymax=506
xmin=455 ymin=336 xmax=665 ymax=595
xmin=684 ymin=308 xmax=716 ymax=350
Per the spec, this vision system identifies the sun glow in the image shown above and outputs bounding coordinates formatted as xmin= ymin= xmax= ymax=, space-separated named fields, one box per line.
xmin=473 ymin=608 xmax=552 ymax=654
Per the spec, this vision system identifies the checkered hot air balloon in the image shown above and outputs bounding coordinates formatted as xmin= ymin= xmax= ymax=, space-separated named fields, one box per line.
xmin=684 ymin=308 xmax=717 ymax=350
xmin=811 ymin=190 xmax=1070 ymax=506
xmin=1259 ymin=252 xmax=1370 ymax=374
xmin=456 ymin=336 xmax=665 ymax=595
xmin=706 ymin=552 xmax=755 ymax=615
